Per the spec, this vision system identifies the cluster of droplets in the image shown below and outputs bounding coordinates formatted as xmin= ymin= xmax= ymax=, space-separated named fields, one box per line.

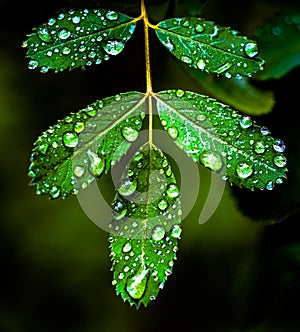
xmin=109 ymin=222 xmax=181 ymax=306
xmin=157 ymin=90 xmax=287 ymax=191
xmin=157 ymin=17 xmax=264 ymax=79
xmin=23 ymin=8 xmax=136 ymax=72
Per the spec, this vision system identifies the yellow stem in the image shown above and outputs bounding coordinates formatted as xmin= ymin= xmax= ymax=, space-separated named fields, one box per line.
xmin=141 ymin=0 xmax=153 ymax=146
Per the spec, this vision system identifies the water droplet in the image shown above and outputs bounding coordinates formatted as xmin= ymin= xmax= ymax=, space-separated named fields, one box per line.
xmin=103 ymin=40 xmax=125 ymax=55
xmin=122 ymin=243 xmax=132 ymax=253
xmin=126 ymin=265 xmax=149 ymax=300
xmin=170 ymin=225 xmax=182 ymax=238
xmin=244 ymin=42 xmax=259 ymax=57
xmin=49 ymin=186 xmax=61 ymax=199
xmin=180 ymin=55 xmax=192 ymax=64
xmin=58 ymin=28 xmax=71 ymax=40
xmin=236 ymin=162 xmax=253 ymax=179
xmin=72 ymin=16 xmax=81 ymax=24
xmin=195 ymin=23 xmax=204 ymax=33
xmin=88 ymin=51 xmax=96 ymax=58
xmin=28 ymin=60 xmax=38 ymax=70
xmin=215 ymin=62 xmax=233 ymax=74
xmin=87 ymin=150 xmax=105 ymax=177
xmin=48 ymin=18 xmax=56 ymax=26
xmin=176 ymin=89 xmax=185 ymax=97
xmin=37 ymin=144 xmax=48 ymax=154
xmin=62 ymin=46 xmax=71 ymax=55
xmin=79 ymin=44 xmax=86 ymax=52
xmin=74 ymin=122 xmax=85 ymax=133
xmin=166 ymin=183 xmax=180 ymax=198
xmin=254 ymin=141 xmax=265 ymax=154
xmin=273 ymin=139 xmax=286 ymax=152
xmin=63 ymin=132 xmax=79 ymax=148
xmin=118 ymin=178 xmax=137 ymax=196
xmin=260 ymin=127 xmax=270 ymax=135
xmin=275 ymin=177 xmax=284 ymax=185
xmin=167 ymin=127 xmax=178 ymax=139
xmin=122 ymin=126 xmax=139 ymax=142
xmin=105 ymin=10 xmax=119 ymax=20
xmin=196 ymin=114 xmax=206 ymax=121
xmin=151 ymin=225 xmax=166 ymax=241
xmin=274 ymin=155 xmax=287 ymax=168
xmin=265 ymin=181 xmax=274 ymax=190
xmin=197 ymin=59 xmax=206 ymax=70
xmin=40 ymin=66 xmax=49 ymax=74
xmin=239 ymin=116 xmax=252 ymax=128
xmin=113 ymin=199 xmax=127 ymax=220
xmin=37 ymin=26 xmax=52 ymax=43
xmin=73 ymin=165 xmax=85 ymax=177
xmin=157 ymin=199 xmax=168 ymax=211
xmin=200 ymin=151 xmax=223 ymax=171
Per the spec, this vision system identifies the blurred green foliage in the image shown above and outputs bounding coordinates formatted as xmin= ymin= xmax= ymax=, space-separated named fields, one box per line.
xmin=0 ymin=0 xmax=300 ymax=331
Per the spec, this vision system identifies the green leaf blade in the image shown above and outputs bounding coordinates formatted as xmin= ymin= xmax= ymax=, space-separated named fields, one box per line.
xmin=155 ymin=17 xmax=264 ymax=78
xmin=23 ymin=9 xmax=137 ymax=73
xmin=109 ymin=143 xmax=182 ymax=308
xmin=28 ymin=92 xmax=146 ymax=198
xmin=155 ymin=90 xmax=287 ymax=191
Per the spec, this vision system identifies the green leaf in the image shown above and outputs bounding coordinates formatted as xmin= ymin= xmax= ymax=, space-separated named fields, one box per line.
xmin=255 ymin=10 xmax=300 ymax=80
xmin=23 ymin=9 xmax=137 ymax=73
xmin=185 ymin=66 xmax=275 ymax=115
xmin=109 ymin=143 xmax=182 ymax=308
xmin=155 ymin=89 xmax=287 ymax=190
xmin=154 ymin=17 xmax=264 ymax=78
xmin=28 ymin=92 xmax=146 ymax=198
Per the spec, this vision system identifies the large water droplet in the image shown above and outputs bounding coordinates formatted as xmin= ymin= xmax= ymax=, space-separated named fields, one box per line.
xmin=72 ymin=16 xmax=81 ymax=24
xmin=62 ymin=46 xmax=71 ymax=55
xmin=105 ymin=10 xmax=119 ymax=20
xmin=200 ymin=151 xmax=223 ymax=171
xmin=73 ymin=165 xmax=85 ymax=177
xmin=265 ymin=181 xmax=274 ymax=190
xmin=171 ymin=225 xmax=182 ymax=239
xmin=118 ymin=178 xmax=137 ymax=196
xmin=167 ymin=127 xmax=178 ymax=139
xmin=151 ymin=225 xmax=166 ymax=241
xmin=254 ymin=141 xmax=265 ymax=154
xmin=122 ymin=242 xmax=132 ymax=253
xmin=87 ymin=150 xmax=105 ymax=177
xmin=63 ymin=132 xmax=79 ymax=147
xmin=239 ymin=116 xmax=252 ymax=128
xmin=180 ymin=55 xmax=192 ymax=64
xmin=244 ymin=42 xmax=259 ymax=57
xmin=37 ymin=26 xmax=53 ymax=43
xmin=103 ymin=40 xmax=125 ymax=55
xmin=260 ymin=127 xmax=270 ymax=135
xmin=166 ymin=183 xmax=180 ymax=198
xmin=28 ymin=60 xmax=38 ymax=70
xmin=122 ymin=126 xmax=139 ymax=142
xmin=74 ymin=121 xmax=85 ymax=133
xmin=49 ymin=186 xmax=61 ymax=199
xmin=157 ymin=199 xmax=168 ymax=211
xmin=175 ymin=89 xmax=185 ymax=97
xmin=236 ymin=162 xmax=253 ymax=178
xmin=58 ymin=28 xmax=71 ymax=40
xmin=274 ymin=155 xmax=287 ymax=168
xmin=215 ymin=62 xmax=233 ymax=74
xmin=126 ymin=265 xmax=149 ymax=300
xmin=195 ymin=23 xmax=204 ymax=33
xmin=113 ymin=199 xmax=127 ymax=220
xmin=197 ymin=59 xmax=206 ymax=70
xmin=273 ymin=139 xmax=286 ymax=152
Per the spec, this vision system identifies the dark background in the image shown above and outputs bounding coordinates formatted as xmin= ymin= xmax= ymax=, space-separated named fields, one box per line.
xmin=0 ymin=0 xmax=299 ymax=331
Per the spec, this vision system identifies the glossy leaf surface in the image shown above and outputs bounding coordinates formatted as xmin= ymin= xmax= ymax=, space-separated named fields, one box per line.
xmin=155 ymin=90 xmax=287 ymax=190
xmin=28 ymin=92 xmax=146 ymax=198
xmin=155 ymin=17 xmax=264 ymax=78
xmin=23 ymin=9 xmax=137 ymax=72
xmin=109 ymin=143 xmax=182 ymax=308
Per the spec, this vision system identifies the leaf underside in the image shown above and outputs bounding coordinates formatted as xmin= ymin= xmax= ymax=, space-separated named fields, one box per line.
xmin=109 ymin=143 xmax=182 ymax=308
xmin=154 ymin=90 xmax=287 ymax=191
xmin=28 ymin=92 xmax=146 ymax=198
xmin=155 ymin=17 xmax=264 ymax=78
xmin=23 ymin=9 xmax=136 ymax=73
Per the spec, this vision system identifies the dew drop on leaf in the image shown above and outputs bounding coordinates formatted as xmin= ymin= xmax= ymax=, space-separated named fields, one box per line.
xmin=157 ymin=199 xmax=168 ymax=211
xmin=113 ymin=199 xmax=127 ymax=220
xmin=254 ymin=141 xmax=266 ymax=154
xmin=122 ymin=243 xmax=132 ymax=253
xmin=73 ymin=121 xmax=85 ymax=133
xmin=244 ymin=42 xmax=259 ymax=57
xmin=180 ymin=55 xmax=193 ymax=64
xmin=166 ymin=183 xmax=180 ymax=198
xmin=103 ymin=40 xmax=125 ymax=55
xmin=260 ymin=127 xmax=270 ymax=135
xmin=37 ymin=26 xmax=53 ymax=43
xmin=170 ymin=225 xmax=182 ymax=239
xmin=236 ymin=162 xmax=253 ymax=179
xmin=200 ymin=151 xmax=223 ymax=171
xmin=105 ymin=10 xmax=119 ymax=21
xmin=151 ymin=225 xmax=166 ymax=241
xmin=167 ymin=127 xmax=179 ymax=139
xmin=273 ymin=139 xmax=286 ymax=152
xmin=126 ymin=266 xmax=149 ymax=300
xmin=63 ymin=132 xmax=79 ymax=147
xmin=273 ymin=154 xmax=287 ymax=167
xmin=265 ymin=181 xmax=274 ymax=190
xmin=122 ymin=126 xmax=139 ymax=142
xmin=73 ymin=165 xmax=85 ymax=177
xmin=58 ymin=28 xmax=71 ymax=40
xmin=72 ymin=16 xmax=81 ymax=24
xmin=195 ymin=23 xmax=204 ymax=33
xmin=87 ymin=150 xmax=105 ymax=177
xmin=118 ymin=178 xmax=137 ymax=196
xmin=197 ymin=59 xmax=206 ymax=70
xmin=239 ymin=115 xmax=253 ymax=128
xmin=28 ymin=59 xmax=38 ymax=69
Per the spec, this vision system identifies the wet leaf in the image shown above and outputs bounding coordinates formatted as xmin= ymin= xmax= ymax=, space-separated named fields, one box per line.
xmin=155 ymin=89 xmax=287 ymax=190
xmin=28 ymin=92 xmax=146 ymax=198
xmin=23 ymin=9 xmax=137 ymax=73
xmin=154 ymin=17 xmax=264 ymax=78
xmin=109 ymin=143 xmax=182 ymax=308
xmin=255 ymin=10 xmax=300 ymax=80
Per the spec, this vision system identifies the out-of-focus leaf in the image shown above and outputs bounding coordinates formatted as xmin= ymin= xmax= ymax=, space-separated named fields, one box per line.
xmin=186 ymin=67 xmax=275 ymax=115
xmin=154 ymin=17 xmax=264 ymax=78
xmin=255 ymin=10 xmax=300 ymax=80
xmin=174 ymin=0 xmax=208 ymax=16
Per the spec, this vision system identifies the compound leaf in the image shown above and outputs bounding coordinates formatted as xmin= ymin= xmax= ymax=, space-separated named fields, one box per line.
xmin=23 ymin=9 xmax=137 ymax=73
xmin=109 ymin=143 xmax=182 ymax=308
xmin=255 ymin=10 xmax=300 ymax=80
xmin=155 ymin=90 xmax=287 ymax=190
xmin=154 ymin=17 xmax=264 ymax=78
xmin=28 ymin=92 xmax=146 ymax=198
